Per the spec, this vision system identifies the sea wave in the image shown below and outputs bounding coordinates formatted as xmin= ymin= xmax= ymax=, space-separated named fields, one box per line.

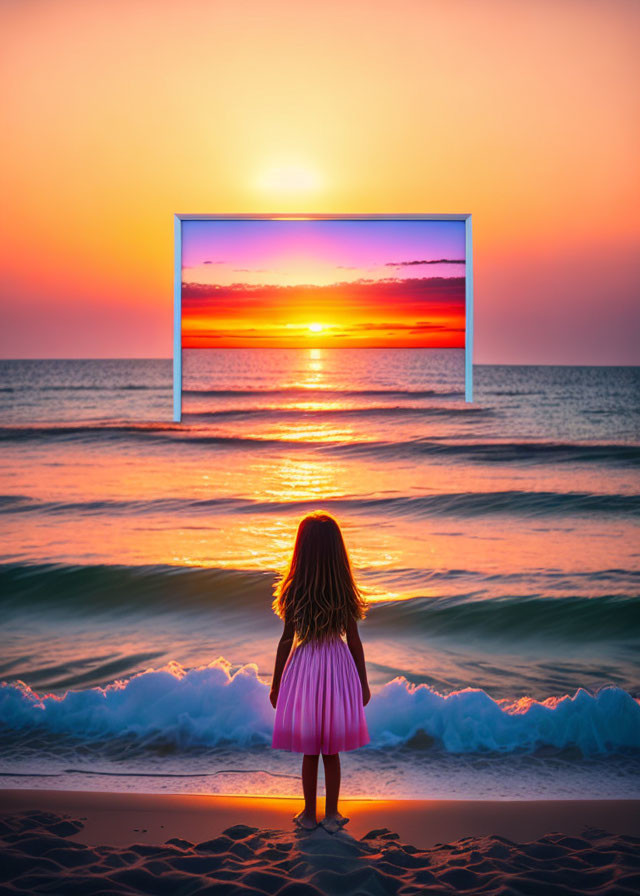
xmin=0 ymin=489 xmax=640 ymax=517
xmin=329 ymin=438 xmax=640 ymax=466
xmin=1 ymin=660 xmax=638 ymax=758
xmin=1 ymin=562 xmax=638 ymax=642
xmin=1 ymin=489 xmax=638 ymax=518
xmin=366 ymin=593 xmax=640 ymax=642
xmin=0 ymin=423 xmax=636 ymax=468
xmin=0 ymin=562 xmax=272 ymax=616
xmin=0 ymin=423 xmax=186 ymax=444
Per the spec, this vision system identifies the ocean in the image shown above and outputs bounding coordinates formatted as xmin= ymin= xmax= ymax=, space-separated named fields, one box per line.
xmin=1 ymin=349 xmax=639 ymax=799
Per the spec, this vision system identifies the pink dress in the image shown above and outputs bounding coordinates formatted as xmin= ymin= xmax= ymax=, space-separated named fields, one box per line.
xmin=271 ymin=632 xmax=370 ymax=754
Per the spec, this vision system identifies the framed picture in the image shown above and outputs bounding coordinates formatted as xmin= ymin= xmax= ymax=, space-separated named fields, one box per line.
xmin=173 ymin=214 xmax=473 ymax=422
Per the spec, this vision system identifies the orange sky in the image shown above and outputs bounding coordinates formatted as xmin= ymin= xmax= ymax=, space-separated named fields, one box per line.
xmin=1 ymin=0 xmax=638 ymax=362
xmin=181 ymin=276 xmax=466 ymax=348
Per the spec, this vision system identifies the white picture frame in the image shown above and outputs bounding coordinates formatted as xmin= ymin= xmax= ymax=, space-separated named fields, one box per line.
xmin=173 ymin=213 xmax=473 ymax=422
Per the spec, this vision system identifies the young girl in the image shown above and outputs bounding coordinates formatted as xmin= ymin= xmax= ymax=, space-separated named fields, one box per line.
xmin=270 ymin=511 xmax=371 ymax=833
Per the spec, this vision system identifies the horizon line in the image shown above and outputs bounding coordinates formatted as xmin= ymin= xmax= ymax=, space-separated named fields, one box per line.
xmin=1 ymin=356 xmax=638 ymax=368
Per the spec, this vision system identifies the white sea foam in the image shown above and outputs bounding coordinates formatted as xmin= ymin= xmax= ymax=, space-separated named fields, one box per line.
xmin=2 ymin=658 xmax=639 ymax=757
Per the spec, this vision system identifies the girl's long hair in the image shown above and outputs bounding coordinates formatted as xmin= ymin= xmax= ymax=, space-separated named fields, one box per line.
xmin=272 ymin=512 xmax=368 ymax=645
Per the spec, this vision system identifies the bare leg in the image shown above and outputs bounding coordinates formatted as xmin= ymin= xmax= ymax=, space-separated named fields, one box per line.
xmin=322 ymin=752 xmax=340 ymax=816
xmin=320 ymin=753 xmax=348 ymax=831
xmin=294 ymin=754 xmax=319 ymax=828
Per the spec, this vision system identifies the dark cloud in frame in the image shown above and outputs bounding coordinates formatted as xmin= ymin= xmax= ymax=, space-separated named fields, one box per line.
xmin=384 ymin=258 xmax=465 ymax=267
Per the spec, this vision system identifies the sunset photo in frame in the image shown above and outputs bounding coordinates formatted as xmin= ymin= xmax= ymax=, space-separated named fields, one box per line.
xmin=173 ymin=214 xmax=473 ymax=421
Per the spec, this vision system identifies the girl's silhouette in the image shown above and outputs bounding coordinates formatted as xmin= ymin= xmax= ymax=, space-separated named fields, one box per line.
xmin=270 ymin=511 xmax=371 ymax=833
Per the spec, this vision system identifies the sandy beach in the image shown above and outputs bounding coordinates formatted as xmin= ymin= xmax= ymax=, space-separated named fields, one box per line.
xmin=2 ymin=790 xmax=639 ymax=895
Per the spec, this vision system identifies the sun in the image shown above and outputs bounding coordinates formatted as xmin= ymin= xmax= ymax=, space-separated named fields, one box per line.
xmin=308 ymin=323 xmax=324 ymax=333
xmin=254 ymin=163 xmax=323 ymax=195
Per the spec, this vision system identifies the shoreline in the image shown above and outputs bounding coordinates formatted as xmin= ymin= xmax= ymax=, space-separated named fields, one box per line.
xmin=2 ymin=789 xmax=639 ymax=849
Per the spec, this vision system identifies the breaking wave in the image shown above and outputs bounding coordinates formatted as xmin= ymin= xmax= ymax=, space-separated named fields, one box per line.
xmin=1 ymin=660 xmax=639 ymax=759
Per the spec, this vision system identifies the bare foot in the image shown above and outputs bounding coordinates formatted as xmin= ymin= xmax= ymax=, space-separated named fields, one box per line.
xmin=320 ymin=812 xmax=349 ymax=833
xmin=293 ymin=810 xmax=317 ymax=830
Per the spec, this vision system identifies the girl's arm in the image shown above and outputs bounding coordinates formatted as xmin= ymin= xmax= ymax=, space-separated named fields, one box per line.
xmin=270 ymin=615 xmax=295 ymax=707
xmin=346 ymin=616 xmax=371 ymax=706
